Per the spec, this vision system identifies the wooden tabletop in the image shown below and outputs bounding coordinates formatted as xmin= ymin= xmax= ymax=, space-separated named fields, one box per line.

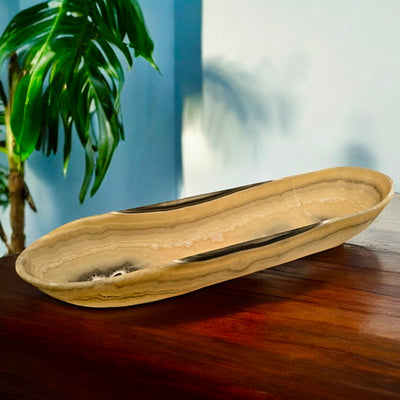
xmin=1 ymin=195 xmax=400 ymax=400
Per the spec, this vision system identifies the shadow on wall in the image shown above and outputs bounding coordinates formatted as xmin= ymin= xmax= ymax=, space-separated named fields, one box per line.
xmin=181 ymin=58 xmax=300 ymax=196
xmin=203 ymin=61 xmax=269 ymax=150
xmin=187 ymin=59 xmax=296 ymax=164
xmin=342 ymin=113 xmax=377 ymax=169
xmin=174 ymin=0 xmax=202 ymax=190
xmin=344 ymin=143 xmax=376 ymax=169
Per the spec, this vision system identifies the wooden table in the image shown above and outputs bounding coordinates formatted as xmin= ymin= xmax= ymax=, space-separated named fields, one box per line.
xmin=1 ymin=196 xmax=399 ymax=400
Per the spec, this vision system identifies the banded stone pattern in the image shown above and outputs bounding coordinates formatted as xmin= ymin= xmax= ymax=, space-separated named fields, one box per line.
xmin=16 ymin=167 xmax=394 ymax=308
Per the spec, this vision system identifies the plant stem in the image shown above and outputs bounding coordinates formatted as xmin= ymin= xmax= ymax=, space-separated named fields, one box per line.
xmin=5 ymin=53 xmax=25 ymax=254
xmin=6 ymin=119 xmax=25 ymax=254
xmin=8 ymin=162 xmax=25 ymax=254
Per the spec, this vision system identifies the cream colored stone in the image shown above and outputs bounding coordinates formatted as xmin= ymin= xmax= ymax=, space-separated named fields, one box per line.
xmin=16 ymin=167 xmax=393 ymax=308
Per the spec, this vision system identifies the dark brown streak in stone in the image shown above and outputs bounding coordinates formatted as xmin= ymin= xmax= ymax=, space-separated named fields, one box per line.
xmin=120 ymin=182 xmax=268 ymax=213
xmin=176 ymin=222 xmax=323 ymax=263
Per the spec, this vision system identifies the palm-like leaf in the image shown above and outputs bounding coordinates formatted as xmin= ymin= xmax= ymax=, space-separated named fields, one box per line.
xmin=0 ymin=0 xmax=157 ymax=202
xmin=0 ymin=163 xmax=9 ymax=209
xmin=0 ymin=104 xmax=4 ymax=133
xmin=0 ymin=82 xmax=5 ymax=142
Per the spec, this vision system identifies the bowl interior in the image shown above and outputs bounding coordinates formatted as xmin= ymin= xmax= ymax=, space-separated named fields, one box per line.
xmin=17 ymin=168 xmax=391 ymax=285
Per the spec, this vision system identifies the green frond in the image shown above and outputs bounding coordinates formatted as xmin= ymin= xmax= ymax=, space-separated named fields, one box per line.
xmin=0 ymin=0 xmax=158 ymax=202
xmin=0 ymin=84 xmax=5 ymax=140
xmin=0 ymin=163 xmax=9 ymax=209
xmin=0 ymin=102 xmax=4 ymax=127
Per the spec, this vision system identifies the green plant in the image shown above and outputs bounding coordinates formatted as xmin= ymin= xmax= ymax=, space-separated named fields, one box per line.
xmin=0 ymin=0 xmax=158 ymax=254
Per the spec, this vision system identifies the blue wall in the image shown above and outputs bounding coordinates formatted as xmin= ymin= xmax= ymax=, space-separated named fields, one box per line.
xmin=0 ymin=0 xmax=194 ymax=249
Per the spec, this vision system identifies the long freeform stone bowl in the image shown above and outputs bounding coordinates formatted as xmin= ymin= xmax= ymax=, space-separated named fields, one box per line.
xmin=16 ymin=167 xmax=394 ymax=308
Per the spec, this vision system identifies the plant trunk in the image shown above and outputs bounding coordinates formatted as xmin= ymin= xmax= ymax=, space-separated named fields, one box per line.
xmin=8 ymin=166 xmax=25 ymax=254
xmin=5 ymin=54 xmax=26 ymax=254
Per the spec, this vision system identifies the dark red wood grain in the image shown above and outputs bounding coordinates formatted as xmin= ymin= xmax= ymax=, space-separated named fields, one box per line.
xmin=1 ymin=196 xmax=400 ymax=400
